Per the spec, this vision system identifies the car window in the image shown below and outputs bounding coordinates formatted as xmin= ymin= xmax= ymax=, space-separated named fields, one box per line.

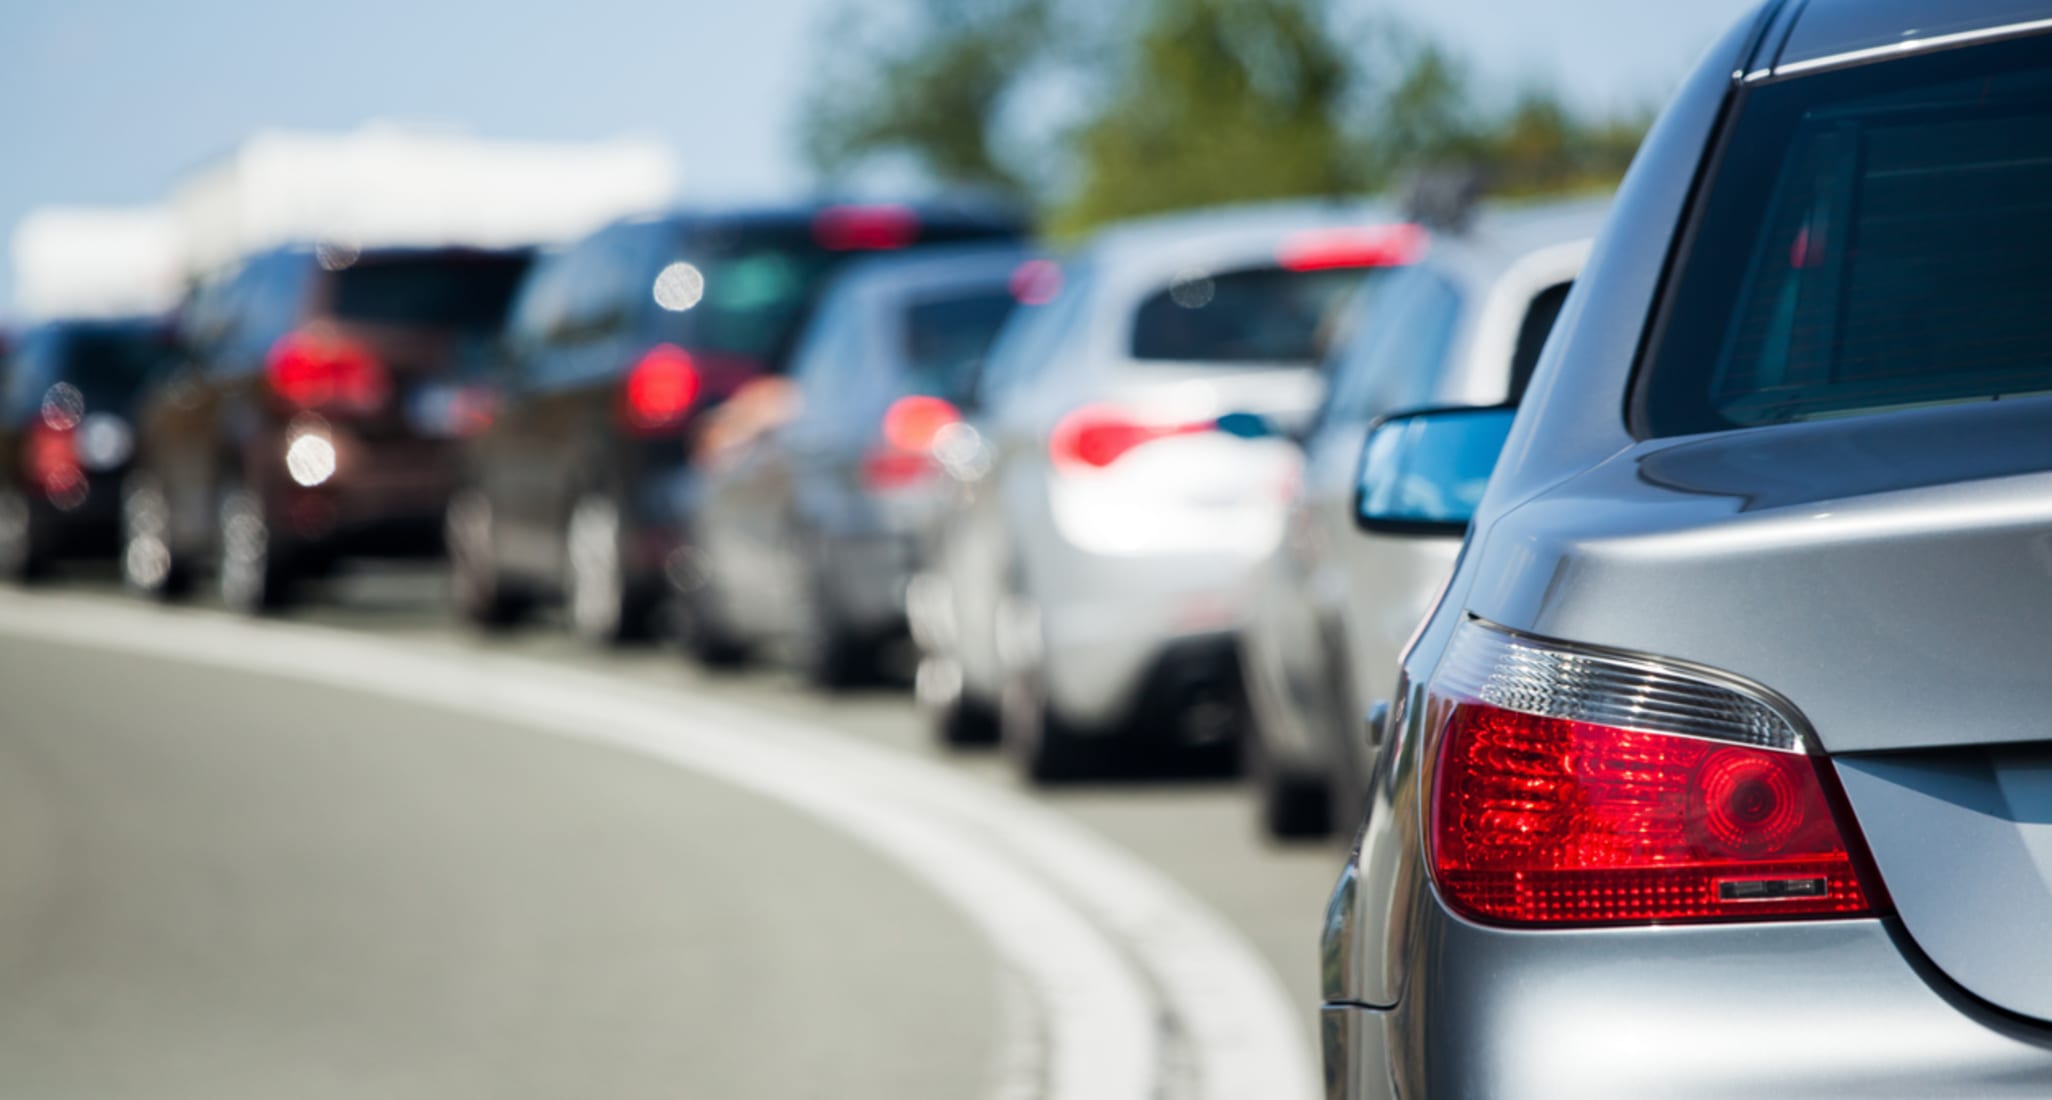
xmin=900 ymin=285 xmax=1018 ymax=404
xmin=1507 ymin=281 xmax=1572 ymax=402
xmin=505 ymin=247 xmax=574 ymax=352
xmin=329 ymin=255 xmax=530 ymax=331
xmin=221 ymin=253 xmax=311 ymax=372
xmin=1321 ymin=266 xmax=1464 ymax=424
xmin=787 ymin=284 xmax=870 ymax=417
xmin=1637 ymin=36 xmax=2052 ymax=436
xmin=976 ymin=262 xmax=1092 ymax=412
xmin=648 ymin=226 xmax=852 ymax=371
xmin=1128 ymin=265 xmax=1367 ymax=364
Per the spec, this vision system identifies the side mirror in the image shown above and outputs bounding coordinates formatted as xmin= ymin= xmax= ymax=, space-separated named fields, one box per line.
xmin=1214 ymin=410 xmax=1277 ymax=440
xmin=1354 ymin=404 xmax=1517 ymax=535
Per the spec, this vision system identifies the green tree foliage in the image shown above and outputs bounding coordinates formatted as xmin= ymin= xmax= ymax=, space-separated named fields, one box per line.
xmin=1052 ymin=0 xmax=1364 ymax=236
xmin=798 ymin=0 xmax=1654 ymax=234
xmin=799 ymin=0 xmax=1056 ymax=199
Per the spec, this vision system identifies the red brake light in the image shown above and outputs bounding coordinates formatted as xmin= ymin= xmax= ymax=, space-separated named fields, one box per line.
xmin=267 ymin=328 xmax=388 ymax=412
xmin=882 ymin=395 xmax=960 ymax=454
xmin=1009 ymin=259 xmax=1063 ymax=305
xmin=863 ymin=395 xmax=962 ymax=489
xmin=1050 ymin=405 xmax=1214 ymax=472
xmin=621 ymin=344 xmax=702 ymax=433
xmin=24 ymin=421 xmax=83 ymax=505
xmin=814 ymin=205 xmax=919 ymax=251
xmin=1277 ymin=223 xmax=1428 ymax=272
xmin=1425 ymin=622 xmax=1880 ymax=927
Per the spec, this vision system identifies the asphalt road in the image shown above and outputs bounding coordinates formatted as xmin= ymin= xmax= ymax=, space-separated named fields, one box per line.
xmin=0 ymin=566 xmax=1347 ymax=1099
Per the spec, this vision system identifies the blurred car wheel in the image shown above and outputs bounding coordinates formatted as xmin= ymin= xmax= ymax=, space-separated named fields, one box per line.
xmin=795 ymin=550 xmax=877 ymax=691
xmin=997 ymin=594 xmax=1096 ymax=783
xmin=218 ymin=479 xmax=297 ymax=614
xmin=120 ymin=472 xmax=191 ymax=600
xmin=920 ymin=658 xmax=1001 ymax=747
xmin=0 ymin=488 xmax=49 ymax=583
xmin=565 ymin=493 xmax=649 ymax=646
xmin=447 ymin=489 xmax=528 ymax=629
xmin=1244 ymin=730 xmax=1333 ymax=839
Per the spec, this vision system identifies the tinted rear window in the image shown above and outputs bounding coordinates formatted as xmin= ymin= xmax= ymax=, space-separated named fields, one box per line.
xmin=902 ymin=288 xmax=1018 ymax=402
xmin=1129 ymin=265 xmax=1369 ymax=364
xmin=1637 ymin=37 xmax=2052 ymax=436
xmin=653 ymin=217 xmax=1020 ymax=370
xmin=330 ymin=256 xmax=530 ymax=330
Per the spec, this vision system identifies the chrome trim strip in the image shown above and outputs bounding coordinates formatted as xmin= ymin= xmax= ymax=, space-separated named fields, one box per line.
xmin=1775 ymin=16 xmax=2052 ymax=78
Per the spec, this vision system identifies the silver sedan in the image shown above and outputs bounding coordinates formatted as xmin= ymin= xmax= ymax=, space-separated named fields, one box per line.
xmin=1327 ymin=1 xmax=2052 ymax=1095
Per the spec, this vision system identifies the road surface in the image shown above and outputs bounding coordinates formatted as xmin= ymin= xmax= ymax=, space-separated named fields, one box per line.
xmin=0 ymin=569 xmax=1346 ymax=1098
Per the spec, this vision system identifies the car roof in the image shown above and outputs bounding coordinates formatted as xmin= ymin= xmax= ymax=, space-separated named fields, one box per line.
xmin=1773 ymin=0 xmax=2052 ymax=76
xmin=1433 ymin=196 xmax=1613 ymax=275
xmin=622 ymin=199 xmax=1026 ymax=237
xmin=1079 ymin=198 xmax=1399 ymax=278
xmin=829 ymin=241 xmax=1035 ymax=302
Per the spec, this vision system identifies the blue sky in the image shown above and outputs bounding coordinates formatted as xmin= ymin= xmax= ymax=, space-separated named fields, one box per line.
xmin=0 ymin=0 xmax=1758 ymax=310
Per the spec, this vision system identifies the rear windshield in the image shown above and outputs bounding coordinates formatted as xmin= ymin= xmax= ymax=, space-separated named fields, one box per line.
xmin=1636 ymin=36 xmax=2052 ymax=436
xmin=59 ymin=326 xmax=172 ymax=399
xmin=1129 ymin=265 xmax=1370 ymax=365
xmin=330 ymin=256 xmax=530 ymax=330
xmin=654 ymin=218 xmax=1019 ymax=370
xmin=901 ymin=288 xmax=1018 ymax=402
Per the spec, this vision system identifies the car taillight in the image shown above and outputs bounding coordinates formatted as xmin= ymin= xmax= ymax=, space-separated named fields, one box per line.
xmin=620 ymin=344 xmax=702 ymax=434
xmin=813 ymin=205 xmax=919 ymax=251
xmin=1049 ymin=404 xmax=1215 ymax=473
xmin=1424 ymin=621 xmax=1881 ymax=927
xmin=863 ymin=395 xmax=961 ymax=489
xmin=1276 ymin=223 xmax=1428 ymax=271
xmin=267 ymin=328 xmax=388 ymax=413
xmin=24 ymin=421 xmax=83 ymax=504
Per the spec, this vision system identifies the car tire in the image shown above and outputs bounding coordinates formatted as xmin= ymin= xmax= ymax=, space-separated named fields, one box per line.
xmin=997 ymin=595 xmax=1096 ymax=783
xmin=447 ymin=489 xmax=528 ymax=629
xmin=937 ymin=690 xmax=1001 ymax=747
xmin=120 ymin=472 xmax=191 ymax=599
xmin=795 ymin=558 xmax=874 ymax=691
xmin=1244 ymin=731 xmax=1333 ymax=840
xmin=218 ymin=479 xmax=297 ymax=615
xmin=564 ymin=493 xmax=649 ymax=646
xmin=0 ymin=488 xmax=49 ymax=583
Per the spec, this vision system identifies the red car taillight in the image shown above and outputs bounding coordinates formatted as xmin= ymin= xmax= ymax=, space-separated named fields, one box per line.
xmin=620 ymin=344 xmax=702 ymax=434
xmin=1424 ymin=621 xmax=1881 ymax=927
xmin=1049 ymin=404 xmax=1215 ymax=473
xmin=862 ymin=395 xmax=961 ymax=489
xmin=267 ymin=328 xmax=388 ymax=413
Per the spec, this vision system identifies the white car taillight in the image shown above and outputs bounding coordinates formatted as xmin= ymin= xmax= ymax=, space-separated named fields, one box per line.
xmin=1423 ymin=620 xmax=1885 ymax=927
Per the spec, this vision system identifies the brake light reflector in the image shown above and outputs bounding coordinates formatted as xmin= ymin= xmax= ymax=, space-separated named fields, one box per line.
xmin=267 ymin=328 xmax=388 ymax=412
xmin=1050 ymin=405 xmax=1215 ymax=472
xmin=1277 ymin=223 xmax=1428 ymax=272
xmin=621 ymin=344 xmax=701 ymax=433
xmin=1424 ymin=622 xmax=1879 ymax=927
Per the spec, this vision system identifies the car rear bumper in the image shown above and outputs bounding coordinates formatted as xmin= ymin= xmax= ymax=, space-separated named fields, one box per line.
xmin=1034 ymin=545 xmax=1260 ymax=730
xmin=1325 ymin=889 xmax=2052 ymax=1099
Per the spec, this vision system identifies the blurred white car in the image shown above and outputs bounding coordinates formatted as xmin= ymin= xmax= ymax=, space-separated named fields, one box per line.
xmin=1240 ymin=199 xmax=1606 ymax=836
xmin=910 ymin=201 xmax=1420 ymax=780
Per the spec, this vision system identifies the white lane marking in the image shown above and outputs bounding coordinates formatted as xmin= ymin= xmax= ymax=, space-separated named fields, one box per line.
xmin=0 ymin=591 xmax=1319 ymax=1100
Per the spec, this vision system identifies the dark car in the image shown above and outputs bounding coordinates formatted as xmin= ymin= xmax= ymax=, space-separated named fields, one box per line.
xmin=0 ymin=317 xmax=178 ymax=579
xmin=445 ymin=203 xmax=1025 ymax=645
xmin=685 ymin=243 xmax=1035 ymax=684
xmin=121 ymin=245 xmax=531 ymax=611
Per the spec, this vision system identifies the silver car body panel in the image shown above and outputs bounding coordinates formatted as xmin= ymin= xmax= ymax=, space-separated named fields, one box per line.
xmin=1328 ymin=2 xmax=2052 ymax=1094
xmin=931 ymin=200 xmax=1397 ymax=729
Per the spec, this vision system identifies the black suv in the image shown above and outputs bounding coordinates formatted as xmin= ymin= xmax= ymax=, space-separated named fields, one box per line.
xmin=447 ymin=203 xmax=1024 ymax=644
xmin=0 ymin=317 xmax=177 ymax=579
xmin=123 ymin=245 xmax=532 ymax=610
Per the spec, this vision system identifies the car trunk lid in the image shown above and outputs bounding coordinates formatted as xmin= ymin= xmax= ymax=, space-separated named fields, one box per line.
xmin=1467 ymin=396 xmax=2052 ymax=1020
